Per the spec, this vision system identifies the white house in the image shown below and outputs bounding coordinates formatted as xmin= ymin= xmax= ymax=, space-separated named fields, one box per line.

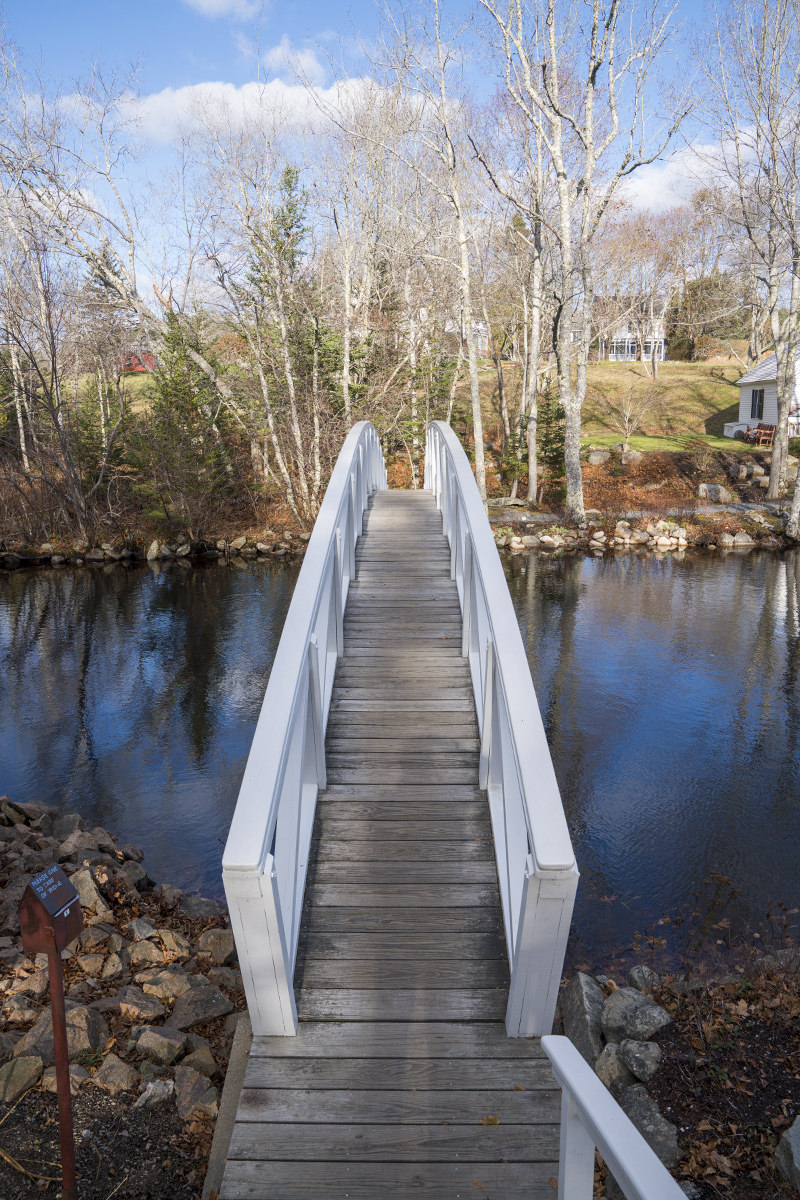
xmin=598 ymin=320 xmax=666 ymax=363
xmin=723 ymin=353 xmax=800 ymax=439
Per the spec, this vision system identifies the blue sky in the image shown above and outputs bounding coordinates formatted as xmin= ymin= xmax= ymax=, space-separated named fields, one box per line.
xmin=5 ymin=0 xmax=712 ymax=209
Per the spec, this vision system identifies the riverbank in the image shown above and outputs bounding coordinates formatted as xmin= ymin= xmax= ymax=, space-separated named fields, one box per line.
xmin=0 ymin=794 xmax=242 ymax=1199
xmin=0 ymin=530 xmax=309 ymax=571
xmin=559 ymin=952 xmax=800 ymax=1200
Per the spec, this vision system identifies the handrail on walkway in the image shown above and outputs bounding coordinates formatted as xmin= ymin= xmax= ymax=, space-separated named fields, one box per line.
xmin=222 ymin=422 xmax=386 ymax=1035
xmin=425 ymin=421 xmax=578 ymax=1036
xmin=542 ymin=1037 xmax=685 ymax=1200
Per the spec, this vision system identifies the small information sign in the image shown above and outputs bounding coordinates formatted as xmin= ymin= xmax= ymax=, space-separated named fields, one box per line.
xmin=20 ymin=864 xmax=82 ymax=955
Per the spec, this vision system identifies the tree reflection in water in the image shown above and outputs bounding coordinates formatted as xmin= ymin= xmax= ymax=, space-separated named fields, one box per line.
xmin=0 ymin=560 xmax=298 ymax=897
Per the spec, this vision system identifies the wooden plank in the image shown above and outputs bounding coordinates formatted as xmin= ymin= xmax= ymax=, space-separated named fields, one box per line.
xmin=295 ymin=958 xmax=508 ymax=988
xmin=235 ymin=1087 xmax=557 ymax=1124
xmin=314 ymin=818 xmax=490 ymax=838
xmin=241 ymin=1056 xmax=548 ymax=1090
xmin=315 ymin=802 xmax=488 ymax=821
xmin=305 ymin=884 xmax=498 ymax=908
xmin=318 ymin=784 xmax=483 ymax=800
xmin=228 ymin=1122 xmax=559 ymax=1162
xmin=247 ymin=1021 xmax=546 ymax=1059
xmin=308 ymin=862 xmax=497 ymax=884
xmin=221 ymin=1160 xmax=558 ymax=1199
xmin=298 ymin=933 xmax=506 ymax=961
xmin=303 ymin=907 xmax=504 ymax=934
xmin=326 ymin=768 xmax=480 ymax=784
xmin=296 ymin=987 xmax=506 ymax=1021
xmin=325 ymin=724 xmax=479 ymax=740
xmin=314 ymin=839 xmax=493 ymax=861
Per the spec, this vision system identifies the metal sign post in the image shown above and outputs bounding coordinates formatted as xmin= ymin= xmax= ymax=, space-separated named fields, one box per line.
xmin=19 ymin=865 xmax=83 ymax=1200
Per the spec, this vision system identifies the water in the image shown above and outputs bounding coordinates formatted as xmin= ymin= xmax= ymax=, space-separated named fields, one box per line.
xmin=2 ymin=550 xmax=800 ymax=965
xmin=0 ymin=560 xmax=298 ymax=898
xmin=504 ymin=549 xmax=800 ymax=968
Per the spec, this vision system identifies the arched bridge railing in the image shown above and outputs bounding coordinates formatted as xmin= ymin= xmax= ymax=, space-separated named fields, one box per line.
xmin=425 ymin=421 xmax=578 ymax=1037
xmin=222 ymin=422 xmax=386 ymax=1036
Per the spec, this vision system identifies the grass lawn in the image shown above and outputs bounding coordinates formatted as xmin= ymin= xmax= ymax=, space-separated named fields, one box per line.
xmin=465 ymin=359 xmax=748 ymax=449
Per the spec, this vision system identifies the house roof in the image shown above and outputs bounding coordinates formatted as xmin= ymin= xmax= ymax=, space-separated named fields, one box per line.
xmin=739 ymin=353 xmax=779 ymax=386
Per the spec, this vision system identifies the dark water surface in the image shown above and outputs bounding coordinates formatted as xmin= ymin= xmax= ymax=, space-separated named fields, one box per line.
xmin=0 ymin=561 xmax=298 ymax=898
xmin=505 ymin=549 xmax=800 ymax=968
xmin=2 ymin=550 xmax=800 ymax=964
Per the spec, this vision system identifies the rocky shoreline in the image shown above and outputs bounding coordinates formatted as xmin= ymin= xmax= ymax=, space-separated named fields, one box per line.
xmin=493 ymin=510 xmax=790 ymax=554
xmin=0 ymin=793 xmax=243 ymax=1198
xmin=0 ymin=531 xmax=309 ymax=571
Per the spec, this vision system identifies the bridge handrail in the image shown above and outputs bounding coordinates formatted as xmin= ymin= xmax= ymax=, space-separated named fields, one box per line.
xmin=222 ymin=421 xmax=386 ymax=1035
xmin=542 ymin=1036 xmax=685 ymax=1200
xmin=425 ymin=421 xmax=577 ymax=1036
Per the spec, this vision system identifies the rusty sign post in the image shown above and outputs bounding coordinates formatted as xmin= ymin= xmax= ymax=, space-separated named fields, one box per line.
xmin=19 ymin=865 xmax=83 ymax=1200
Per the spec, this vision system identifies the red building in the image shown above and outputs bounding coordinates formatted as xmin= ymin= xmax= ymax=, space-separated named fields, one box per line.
xmin=118 ymin=350 xmax=155 ymax=374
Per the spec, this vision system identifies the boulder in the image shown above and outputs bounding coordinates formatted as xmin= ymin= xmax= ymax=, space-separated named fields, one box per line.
xmin=621 ymin=450 xmax=642 ymax=464
xmin=697 ymin=483 xmax=733 ymax=503
xmin=587 ymin=451 xmax=610 ymax=466
xmin=146 ymin=540 xmax=160 ymax=561
xmin=41 ymin=1064 xmax=87 ymax=1095
xmin=138 ymin=967 xmax=192 ymax=1003
xmin=521 ymin=535 xmax=540 ymax=548
xmin=719 ymin=532 xmax=735 ymax=547
xmin=733 ymin=531 xmax=754 ymax=546
xmin=595 ymin=1043 xmax=636 ymax=1099
xmin=127 ymin=917 xmax=158 ymax=942
xmin=601 ymin=988 xmax=671 ymax=1042
xmin=627 ymin=965 xmax=660 ymax=994
xmin=182 ymin=1045 xmax=218 ymax=1078
xmin=53 ymin=812 xmax=82 ymax=840
xmin=561 ymin=973 xmax=605 ymax=1065
xmin=13 ymin=1003 xmax=108 ymax=1065
xmin=118 ymin=986 xmax=166 ymax=1023
xmin=91 ymin=1052 xmax=139 ymax=1095
xmin=230 ymin=536 xmax=247 ymax=550
xmin=68 ymin=868 xmax=111 ymax=916
xmin=117 ymin=861 xmax=148 ymax=890
xmin=78 ymin=954 xmax=105 ymax=977
xmin=0 ymin=1055 xmax=43 ymax=1102
xmin=180 ymin=894 xmax=226 ymax=920
xmin=159 ymin=928 xmax=191 ymax=959
xmin=100 ymin=953 xmax=125 ymax=980
xmin=174 ymin=1065 xmax=219 ymax=1120
xmin=196 ymin=928 xmax=236 ymax=965
xmin=167 ymin=980 xmax=233 ymax=1030
xmin=133 ymin=1079 xmax=175 ymax=1110
xmin=776 ymin=1115 xmax=800 ymax=1190
xmin=155 ymin=883 xmax=182 ymax=909
xmin=619 ymin=1085 xmax=683 ymax=1169
xmin=136 ymin=1026 xmax=187 ymax=1066
xmin=619 ymin=1038 xmax=662 ymax=1083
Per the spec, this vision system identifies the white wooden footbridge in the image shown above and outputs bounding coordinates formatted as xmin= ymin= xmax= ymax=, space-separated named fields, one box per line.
xmin=219 ymin=423 xmax=686 ymax=1200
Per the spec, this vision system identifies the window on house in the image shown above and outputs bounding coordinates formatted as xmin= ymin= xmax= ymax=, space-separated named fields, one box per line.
xmin=751 ymin=388 xmax=764 ymax=419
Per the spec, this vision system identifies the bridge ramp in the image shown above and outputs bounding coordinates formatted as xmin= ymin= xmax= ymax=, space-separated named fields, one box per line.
xmin=220 ymin=489 xmax=560 ymax=1198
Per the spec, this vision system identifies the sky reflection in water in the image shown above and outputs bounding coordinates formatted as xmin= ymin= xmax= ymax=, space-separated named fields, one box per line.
xmin=2 ymin=550 xmax=800 ymax=965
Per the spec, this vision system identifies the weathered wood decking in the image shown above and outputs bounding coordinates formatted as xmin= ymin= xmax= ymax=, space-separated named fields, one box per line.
xmin=220 ymin=490 xmax=561 ymax=1199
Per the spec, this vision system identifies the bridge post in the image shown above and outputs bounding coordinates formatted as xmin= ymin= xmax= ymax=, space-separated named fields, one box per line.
xmin=224 ymin=858 xmax=298 ymax=1036
xmin=505 ymin=862 xmax=579 ymax=1037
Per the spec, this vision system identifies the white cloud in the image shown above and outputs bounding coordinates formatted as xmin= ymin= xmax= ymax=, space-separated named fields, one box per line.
xmin=263 ymin=36 xmax=327 ymax=86
xmin=181 ymin=0 xmax=259 ymax=20
xmin=620 ymin=142 xmax=721 ymax=211
xmin=128 ymin=77 xmax=367 ymax=144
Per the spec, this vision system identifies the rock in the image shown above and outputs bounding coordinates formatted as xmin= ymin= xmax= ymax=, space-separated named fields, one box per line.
xmin=91 ymin=1052 xmax=139 ymax=1094
xmin=697 ymin=483 xmax=733 ymax=503
xmin=78 ymin=954 xmax=105 ymax=977
xmin=117 ymin=860 xmax=148 ymax=890
xmin=100 ymin=953 xmax=125 ymax=980
xmin=41 ymin=1064 xmax=88 ymax=1095
xmin=0 ymin=1055 xmax=43 ymax=1101
xmin=159 ymin=929 xmax=191 ymax=959
xmin=621 ymin=450 xmax=642 ymax=464
xmin=119 ymin=843 xmax=144 ymax=863
xmin=196 ymin=928 xmax=236 ymax=965
xmin=127 ymin=917 xmax=158 ymax=941
xmin=182 ymin=1045 xmax=218 ymax=1078
xmin=69 ymin=868 xmax=110 ymax=916
xmin=155 ymin=883 xmax=182 ymax=909
xmin=619 ymin=1038 xmax=662 ymax=1083
xmin=146 ymin=540 xmax=160 ymax=561
xmin=627 ymin=964 xmax=660 ymax=994
xmin=209 ymin=966 xmax=242 ymax=991
xmin=13 ymin=1004 xmax=108 ymax=1065
xmin=138 ymin=967 xmax=192 ymax=1002
xmin=776 ymin=1115 xmax=800 ymax=1189
xmin=86 ymin=548 xmax=105 ymax=562
xmin=53 ymin=812 xmax=82 ymax=840
xmin=128 ymin=941 xmax=163 ymax=970
xmin=619 ymin=1084 xmax=683 ymax=1168
xmin=601 ymin=988 xmax=671 ymax=1043
xmin=180 ymin=895 xmax=226 ymax=919
xmin=733 ymin=531 xmax=754 ymax=546
xmin=176 ymin=544 xmax=191 ymax=558
xmin=133 ymin=1079 xmax=175 ymax=1110
xmin=595 ymin=1043 xmax=636 ymax=1098
xmin=587 ymin=451 xmax=610 ymax=466
xmin=719 ymin=532 xmax=735 ymax=547
xmin=174 ymin=1065 xmax=219 ymax=1120
xmin=521 ymin=535 xmax=540 ymax=548
xmin=167 ymin=981 xmax=233 ymax=1030
xmin=136 ymin=1026 xmax=187 ymax=1066
xmin=118 ymin=986 xmax=166 ymax=1023
xmin=561 ymin=973 xmax=605 ymax=1065
xmin=230 ymin=536 xmax=247 ymax=550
